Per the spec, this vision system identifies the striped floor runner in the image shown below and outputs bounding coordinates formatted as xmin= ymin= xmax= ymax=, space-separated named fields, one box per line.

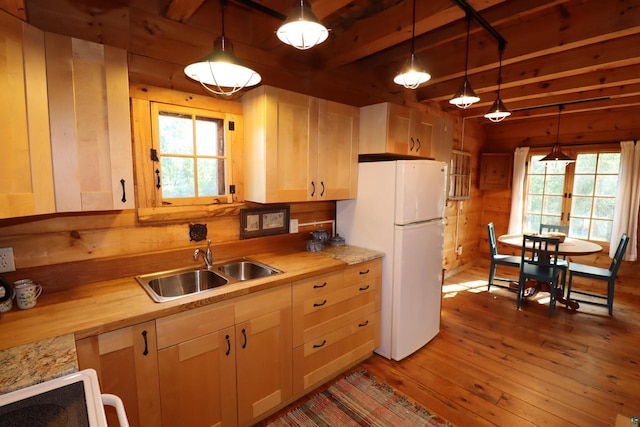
xmin=268 ymin=370 xmax=453 ymax=427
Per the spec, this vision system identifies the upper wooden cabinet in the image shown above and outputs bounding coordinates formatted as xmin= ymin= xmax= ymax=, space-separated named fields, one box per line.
xmin=0 ymin=13 xmax=55 ymax=219
xmin=242 ymin=86 xmax=358 ymax=203
xmin=359 ymin=102 xmax=434 ymax=158
xmin=46 ymin=33 xmax=134 ymax=212
xmin=479 ymin=153 xmax=512 ymax=190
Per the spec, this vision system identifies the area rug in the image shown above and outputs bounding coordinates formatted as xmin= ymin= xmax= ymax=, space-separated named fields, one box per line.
xmin=268 ymin=370 xmax=453 ymax=427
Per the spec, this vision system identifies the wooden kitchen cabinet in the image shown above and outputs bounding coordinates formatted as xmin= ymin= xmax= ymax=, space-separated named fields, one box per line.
xmin=234 ymin=285 xmax=293 ymax=427
xmin=242 ymin=85 xmax=358 ymax=203
xmin=292 ymin=259 xmax=381 ymax=394
xmin=0 ymin=14 xmax=55 ymax=219
xmin=45 ymin=33 xmax=134 ymax=212
xmin=76 ymin=320 xmax=162 ymax=427
xmin=156 ymin=303 xmax=238 ymax=427
xmin=359 ymin=102 xmax=433 ymax=158
xmin=479 ymin=153 xmax=512 ymax=190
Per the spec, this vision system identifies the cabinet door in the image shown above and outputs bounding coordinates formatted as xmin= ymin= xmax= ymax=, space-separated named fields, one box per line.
xmin=46 ymin=33 xmax=134 ymax=212
xmin=235 ymin=286 xmax=292 ymax=427
xmin=0 ymin=15 xmax=55 ymax=218
xmin=317 ymin=100 xmax=359 ymax=200
xmin=157 ymin=327 xmax=237 ymax=427
xmin=410 ymin=110 xmax=434 ymax=158
xmin=76 ymin=321 xmax=162 ymax=427
xmin=386 ymin=103 xmax=412 ymax=154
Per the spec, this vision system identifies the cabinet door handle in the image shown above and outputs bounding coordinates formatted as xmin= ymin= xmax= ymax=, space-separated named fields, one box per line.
xmin=225 ymin=334 xmax=231 ymax=356
xmin=242 ymin=328 xmax=247 ymax=349
xmin=410 ymin=137 xmax=415 ymax=151
xmin=313 ymin=282 xmax=327 ymax=289
xmin=120 ymin=179 xmax=126 ymax=203
xmin=416 ymin=138 xmax=421 ymax=151
xmin=313 ymin=299 xmax=327 ymax=307
xmin=359 ymin=269 xmax=370 ymax=275
xmin=311 ymin=181 xmax=316 ymax=197
xmin=155 ymin=169 xmax=161 ymax=189
xmin=359 ymin=284 xmax=370 ymax=291
xmin=313 ymin=340 xmax=327 ymax=349
xmin=320 ymin=181 xmax=325 ymax=197
xmin=142 ymin=330 xmax=149 ymax=356
xmin=358 ymin=320 xmax=369 ymax=327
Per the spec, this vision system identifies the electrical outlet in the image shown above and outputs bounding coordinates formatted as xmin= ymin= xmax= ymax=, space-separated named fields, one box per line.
xmin=289 ymin=219 xmax=299 ymax=233
xmin=456 ymin=245 xmax=463 ymax=256
xmin=0 ymin=247 xmax=16 ymax=273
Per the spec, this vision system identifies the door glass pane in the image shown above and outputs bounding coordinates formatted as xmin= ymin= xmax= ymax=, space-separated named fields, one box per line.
xmin=597 ymin=153 xmax=620 ymax=173
xmin=572 ymin=196 xmax=593 ymax=216
xmin=573 ymin=175 xmax=594 ymax=196
xmin=575 ymin=153 xmax=596 ymax=173
xmin=161 ymin=157 xmax=194 ymax=197
xmin=595 ymin=175 xmax=617 ymax=196
xmin=591 ymin=219 xmax=612 ymax=241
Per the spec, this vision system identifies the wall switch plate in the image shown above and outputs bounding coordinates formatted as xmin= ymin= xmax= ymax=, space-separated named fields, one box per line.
xmin=289 ymin=219 xmax=299 ymax=233
xmin=0 ymin=247 xmax=16 ymax=272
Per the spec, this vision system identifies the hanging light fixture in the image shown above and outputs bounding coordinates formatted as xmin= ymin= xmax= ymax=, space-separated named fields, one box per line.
xmin=394 ymin=0 xmax=431 ymax=89
xmin=484 ymin=42 xmax=511 ymax=122
xmin=184 ymin=0 xmax=261 ymax=96
xmin=277 ymin=0 xmax=329 ymax=50
xmin=449 ymin=13 xmax=480 ymax=108
xmin=539 ymin=105 xmax=576 ymax=164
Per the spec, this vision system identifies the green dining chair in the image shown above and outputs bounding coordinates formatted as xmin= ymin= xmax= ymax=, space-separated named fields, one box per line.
xmin=517 ymin=234 xmax=563 ymax=316
xmin=487 ymin=222 xmax=521 ymax=291
xmin=566 ymin=233 xmax=629 ymax=315
xmin=539 ymin=224 xmax=569 ymax=234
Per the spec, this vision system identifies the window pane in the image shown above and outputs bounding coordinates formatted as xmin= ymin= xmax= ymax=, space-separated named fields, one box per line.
xmin=575 ymin=153 xmax=596 ymax=173
xmin=593 ymin=197 xmax=615 ymax=219
xmin=572 ymin=196 xmax=593 ymax=217
xmin=527 ymin=195 xmax=543 ymax=214
xmin=597 ymin=153 xmax=620 ymax=173
xmin=529 ymin=176 xmax=544 ymax=194
xmin=197 ymin=158 xmax=226 ymax=197
xmin=524 ymin=215 xmax=540 ymax=234
xmin=595 ymin=175 xmax=617 ymax=196
xmin=591 ymin=219 xmax=612 ymax=241
xmin=542 ymin=195 xmax=562 ymax=215
xmin=544 ymin=175 xmax=565 ymax=194
xmin=544 ymin=161 xmax=567 ymax=175
xmin=530 ymin=156 xmax=546 ymax=174
xmin=195 ymin=116 xmax=223 ymax=156
xmin=161 ymin=157 xmax=195 ymax=197
xmin=570 ymin=218 xmax=590 ymax=239
xmin=158 ymin=112 xmax=194 ymax=155
xmin=573 ymin=175 xmax=594 ymax=196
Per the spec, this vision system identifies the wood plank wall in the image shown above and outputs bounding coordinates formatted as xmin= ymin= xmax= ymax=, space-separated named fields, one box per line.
xmin=479 ymin=107 xmax=640 ymax=295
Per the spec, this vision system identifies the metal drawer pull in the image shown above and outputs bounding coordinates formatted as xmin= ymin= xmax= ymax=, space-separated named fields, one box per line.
xmin=358 ymin=320 xmax=369 ymax=327
xmin=359 ymin=269 xmax=370 ymax=275
xmin=359 ymin=285 xmax=370 ymax=291
xmin=225 ymin=334 xmax=231 ymax=356
xmin=313 ymin=282 xmax=327 ymax=289
xmin=313 ymin=340 xmax=327 ymax=349
xmin=142 ymin=330 xmax=149 ymax=356
xmin=120 ymin=179 xmax=126 ymax=203
xmin=311 ymin=181 xmax=316 ymax=197
xmin=313 ymin=299 xmax=327 ymax=307
xmin=242 ymin=328 xmax=247 ymax=349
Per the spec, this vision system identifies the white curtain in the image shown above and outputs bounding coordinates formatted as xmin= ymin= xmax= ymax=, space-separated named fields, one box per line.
xmin=610 ymin=140 xmax=639 ymax=261
xmin=507 ymin=147 xmax=530 ymax=234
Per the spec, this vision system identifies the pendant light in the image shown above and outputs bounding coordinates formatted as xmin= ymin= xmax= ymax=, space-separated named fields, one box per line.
xmin=394 ymin=0 xmax=431 ymax=89
xmin=184 ymin=0 xmax=261 ymax=96
xmin=539 ymin=105 xmax=575 ymax=164
xmin=449 ymin=13 xmax=480 ymax=108
xmin=484 ymin=42 xmax=511 ymax=122
xmin=277 ymin=0 xmax=329 ymax=50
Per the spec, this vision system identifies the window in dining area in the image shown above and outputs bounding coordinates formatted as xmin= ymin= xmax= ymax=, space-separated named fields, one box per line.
xmin=523 ymin=150 xmax=620 ymax=242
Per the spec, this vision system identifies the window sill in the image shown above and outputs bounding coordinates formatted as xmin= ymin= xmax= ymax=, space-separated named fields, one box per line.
xmin=137 ymin=203 xmax=245 ymax=223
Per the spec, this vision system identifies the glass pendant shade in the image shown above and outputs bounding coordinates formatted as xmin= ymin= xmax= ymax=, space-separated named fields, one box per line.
xmin=184 ymin=0 xmax=261 ymax=96
xmin=277 ymin=0 xmax=328 ymax=50
xmin=450 ymin=78 xmax=480 ymax=108
xmin=394 ymin=53 xmax=431 ymax=89
xmin=484 ymin=97 xmax=511 ymax=122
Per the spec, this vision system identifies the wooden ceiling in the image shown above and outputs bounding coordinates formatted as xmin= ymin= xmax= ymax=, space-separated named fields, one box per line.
xmin=10 ymin=0 xmax=640 ymax=124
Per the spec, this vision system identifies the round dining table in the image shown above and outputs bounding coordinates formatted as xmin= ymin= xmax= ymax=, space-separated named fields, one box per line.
xmin=497 ymin=233 xmax=603 ymax=310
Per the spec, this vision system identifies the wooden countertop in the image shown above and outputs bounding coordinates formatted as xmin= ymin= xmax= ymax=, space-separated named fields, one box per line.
xmin=0 ymin=246 xmax=383 ymax=351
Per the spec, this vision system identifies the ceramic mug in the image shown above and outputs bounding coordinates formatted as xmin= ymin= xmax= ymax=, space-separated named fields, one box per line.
xmin=0 ymin=287 xmax=14 ymax=312
xmin=14 ymin=279 xmax=42 ymax=310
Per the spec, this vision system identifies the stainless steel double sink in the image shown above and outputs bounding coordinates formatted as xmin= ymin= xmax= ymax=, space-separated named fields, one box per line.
xmin=135 ymin=258 xmax=282 ymax=303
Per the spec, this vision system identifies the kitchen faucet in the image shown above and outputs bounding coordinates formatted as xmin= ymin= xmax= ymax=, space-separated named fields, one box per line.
xmin=193 ymin=239 xmax=213 ymax=269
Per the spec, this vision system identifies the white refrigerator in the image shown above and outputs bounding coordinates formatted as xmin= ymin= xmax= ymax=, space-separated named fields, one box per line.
xmin=336 ymin=159 xmax=446 ymax=361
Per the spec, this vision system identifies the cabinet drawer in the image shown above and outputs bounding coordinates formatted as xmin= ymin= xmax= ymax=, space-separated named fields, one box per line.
xmin=292 ymin=271 xmax=344 ymax=305
xmin=293 ymin=311 xmax=379 ymax=393
xmin=343 ymin=259 xmax=381 ymax=285
xmin=156 ymin=302 xmax=234 ymax=350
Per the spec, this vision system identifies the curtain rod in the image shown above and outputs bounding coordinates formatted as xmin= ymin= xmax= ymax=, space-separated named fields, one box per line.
xmin=524 ymin=141 xmax=621 ymax=150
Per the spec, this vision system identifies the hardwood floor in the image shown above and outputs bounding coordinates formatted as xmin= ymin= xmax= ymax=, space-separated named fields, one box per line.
xmin=264 ymin=262 xmax=640 ymax=426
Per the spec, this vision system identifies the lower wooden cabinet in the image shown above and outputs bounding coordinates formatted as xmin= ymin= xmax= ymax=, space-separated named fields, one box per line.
xmin=75 ymin=320 xmax=162 ymax=427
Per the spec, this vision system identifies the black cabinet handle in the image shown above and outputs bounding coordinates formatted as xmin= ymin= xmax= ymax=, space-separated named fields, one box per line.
xmin=155 ymin=169 xmax=161 ymax=189
xmin=313 ymin=299 xmax=327 ymax=307
xmin=320 ymin=181 xmax=325 ymax=197
xmin=359 ymin=269 xmax=370 ymax=275
xmin=120 ymin=179 xmax=126 ymax=203
xmin=313 ymin=340 xmax=327 ymax=349
xmin=142 ymin=330 xmax=149 ymax=356
xmin=410 ymin=137 xmax=415 ymax=151
xmin=358 ymin=320 xmax=369 ymax=327
xmin=242 ymin=328 xmax=247 ymax=349
xmin=416 ymin=138 xmax=421 ymax=151
xmin=225 ymin=334 xmax=231 ymax=356
xmin=311 ymin=181 xmax=316 ymax=197
xmin=359 ymin=284 xmax=370 ymax=291
xmin=313 ymin=282 xmax=327 ymax=289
